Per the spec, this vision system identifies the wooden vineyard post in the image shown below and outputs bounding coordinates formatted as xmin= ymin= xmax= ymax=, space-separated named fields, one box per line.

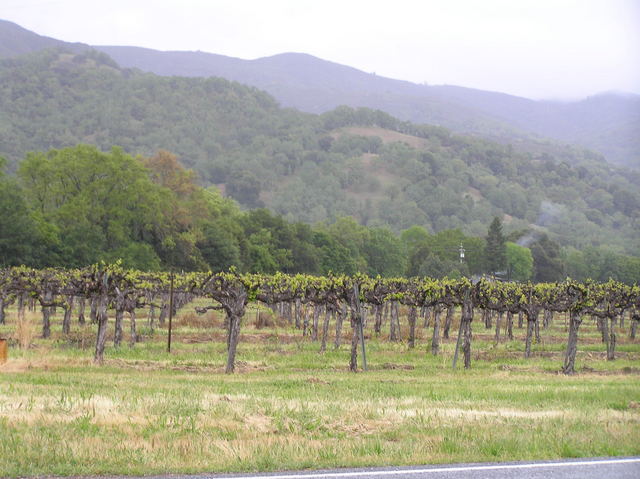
xmin=167 ymin=272 xmax=174 ymax=353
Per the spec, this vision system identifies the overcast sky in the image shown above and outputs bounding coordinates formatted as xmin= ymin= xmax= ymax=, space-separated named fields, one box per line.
xmin=2 ymin=0 xmax=639 ymax=99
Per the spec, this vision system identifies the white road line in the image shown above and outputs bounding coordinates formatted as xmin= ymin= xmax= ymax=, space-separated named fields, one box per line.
xmin=218 ymin=458 xmax=640 ymax=479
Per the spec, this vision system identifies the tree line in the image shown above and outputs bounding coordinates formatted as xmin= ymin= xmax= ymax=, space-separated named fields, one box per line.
xmin=1 ymin=145 xmax=639 ymax=284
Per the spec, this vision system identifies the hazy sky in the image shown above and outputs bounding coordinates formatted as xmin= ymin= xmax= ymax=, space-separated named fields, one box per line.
xmin=2 ymin=0 xmax=639 ymax=99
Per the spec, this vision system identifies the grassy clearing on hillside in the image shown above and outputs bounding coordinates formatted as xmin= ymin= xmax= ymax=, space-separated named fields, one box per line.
xmin=0 ymin=303 xmax=639 ymax=477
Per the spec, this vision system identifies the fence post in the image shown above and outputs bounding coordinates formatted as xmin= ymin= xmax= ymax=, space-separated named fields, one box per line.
xmin=167 ymin=273 xmax=174 ymax=353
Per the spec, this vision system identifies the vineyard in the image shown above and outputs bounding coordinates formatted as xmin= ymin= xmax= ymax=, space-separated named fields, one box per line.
xmin=1 ymin=264 xmax=638 ymax=375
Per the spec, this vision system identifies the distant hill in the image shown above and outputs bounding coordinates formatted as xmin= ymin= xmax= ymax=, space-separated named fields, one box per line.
xmin=0 ymin=49 xmax=638 ymax=256
xmin=0 ymin=19 xmax=87 ymax=57
xmin=95 ymin=46 xmax=640 ymax=169
xmin=1 ymin=19 xmax=637 ymax=168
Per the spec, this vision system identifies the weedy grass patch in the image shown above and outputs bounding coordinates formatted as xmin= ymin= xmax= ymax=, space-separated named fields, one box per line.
xmin=0 ymin=305 xmax=639 ymax=477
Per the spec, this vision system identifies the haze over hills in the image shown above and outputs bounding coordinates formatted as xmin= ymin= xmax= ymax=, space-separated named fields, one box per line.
xmin=0 ymin=19 xmax=638 ymax=169
xmin=95 ymin=45 xmax=640 ymax=169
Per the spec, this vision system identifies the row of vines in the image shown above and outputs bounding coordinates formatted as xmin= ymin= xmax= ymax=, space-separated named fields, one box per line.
xmin=1 ymin=265 xmax=638 ymax=375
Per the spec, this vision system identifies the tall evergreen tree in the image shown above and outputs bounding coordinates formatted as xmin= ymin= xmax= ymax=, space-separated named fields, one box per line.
xmin=485 ymin=217 xmax=506 ymax=274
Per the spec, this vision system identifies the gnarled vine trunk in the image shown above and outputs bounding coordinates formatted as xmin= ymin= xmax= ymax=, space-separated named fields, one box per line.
xmin=94 ymin=295 xmax=109 ymax=364
xmin=630 ymin=313 xmax=639 ymax=339
xmin=311 ymin=304 xmax=321 ymax=341
xmin=90 ymin=297 xmax=98 ymax=324
xmin=524 ymin=308 xmax=540 ymax=358
xmin=374 ymin=304 xmax=383 ymax=334
xmin=389 ymin=301 xmax=400 ymax=341
xmin=41 ymin=290 xmax=53 ymax=338
xmin=147 ymin=302 xmax=156 ymax=330
xmin=129 ymin=309 xmax=137 ymax=346
xmin=443 ymin=305 xmax=454 ymax=339
xmin=0 ymin=296 xmax=5 ymax=325
xmin=334 ymin=303 xmax=345 ymax=349
xmin=483 ymin=308 xmax=491 ymax=329
xmin=562 ymin=311 xmax=582 ymax=375
xmin=461 ymin=300 xmax=474 ymax=369
xmin=431 ymin=305 xmax=442 ymax=355
xmin=62 ymin=295 xmax=74 ymax=334
xmin=349 ymin=316 xmax=360 ymax=372
xmin=495 ymin=311 xmax=503 ymax=342
xmin=606 ymin=316 xmax=617 ymax=360
xmin=294 ymin=299 xmax=302 ymax=329
xmin=407 ymin=306 xmax=417 ymax=349
xmin=422 ymin=306 xmax=432 ymax=328
xmin=77 ymin=296 xmax=85 ymax=324
xmin=320 ymin=305 xmax=332 ymax=352
xmin=225 ymin=312 xmax=242 ymax=373
xmin=114 ymin=308 xmax=124 ymax=347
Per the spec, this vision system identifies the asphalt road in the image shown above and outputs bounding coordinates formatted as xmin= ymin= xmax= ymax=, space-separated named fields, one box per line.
xmin=135 ymin=457 xmax=640 ymax=479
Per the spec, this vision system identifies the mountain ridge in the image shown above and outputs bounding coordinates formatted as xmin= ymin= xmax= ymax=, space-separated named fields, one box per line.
xmin=92 ymin=45 xmax=639 ymax=168
xmin=1 ymin=18 xmax=637 ymax=168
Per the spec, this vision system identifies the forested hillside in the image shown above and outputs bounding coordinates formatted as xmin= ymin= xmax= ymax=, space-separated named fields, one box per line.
xmin=1 ymin=49 xmax=638 ymax=259
xmin=0 ymin=20 xmax=637 ymax=169
xmin=94 ymin=47 xmax=640 ymax=169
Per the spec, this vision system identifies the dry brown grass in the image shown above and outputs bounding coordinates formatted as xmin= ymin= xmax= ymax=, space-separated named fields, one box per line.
xmin=13 ymin=311 xmax=36 ymax=349
xmin=335 ymin=126 xmax=429 ymax=149
xmin=175 ymin=310 xmax=221 ymax=328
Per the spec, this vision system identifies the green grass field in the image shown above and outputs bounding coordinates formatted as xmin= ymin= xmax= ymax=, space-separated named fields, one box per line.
xmin=1 ymin=303 xmax=639 ymax=477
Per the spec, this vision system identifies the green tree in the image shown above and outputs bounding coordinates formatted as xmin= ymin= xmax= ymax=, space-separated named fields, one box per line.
xmin=197 ymin=219 xmax=242 ymax=272
xmin=505 ymin=242 xmax=533 ymax=281
xmin=400 ymin=225 xmax=430 ymax=254
xmin=324 ymin=217 xmax=370 ymax=273
xmin=531 ymin=234 xmax=565 ymax=282
xmin=485 ymin=217 xmax=506 ymax=274
xmin=363 ymin=227 xmax=407 ymax=277
xmin=0 ymin=176 xmax=43 ymax=266
xmin=226 ymin=171 xmax=263 ymax=208
xmin=18 ymin=145 xmax=167 ymax=268
xmin=417 ymin=253 xmax=469 ymax=279
xmin=312 ymin=231 xmax=358 ymax=275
